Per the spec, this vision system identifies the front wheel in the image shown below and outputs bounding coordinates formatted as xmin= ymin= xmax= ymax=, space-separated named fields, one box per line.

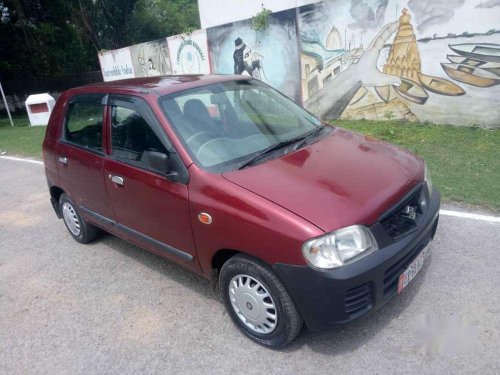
xmin=219 ymin=254 xmax=303 ymax=348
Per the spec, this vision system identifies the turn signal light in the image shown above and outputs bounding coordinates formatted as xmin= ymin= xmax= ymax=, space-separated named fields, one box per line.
xmin=198 ymin=213 xmax=213 ymax=225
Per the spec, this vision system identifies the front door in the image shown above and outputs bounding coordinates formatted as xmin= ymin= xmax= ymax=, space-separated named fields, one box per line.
xmin=103 ymin=94 xmax=197 ymax=268
xmin=56 ymin=93 xmax=115 ymax=220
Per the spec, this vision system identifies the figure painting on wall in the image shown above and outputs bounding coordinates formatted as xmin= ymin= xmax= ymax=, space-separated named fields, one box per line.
xmin=130 ymin=38 xmax=172 ymax=78
xmin=147 ymin=58 xmax=160 ymax=76
xmin=207 ymin=9 xmax=301 ymax=102
xmin=233 ymin=37 xmax=264 ymax=79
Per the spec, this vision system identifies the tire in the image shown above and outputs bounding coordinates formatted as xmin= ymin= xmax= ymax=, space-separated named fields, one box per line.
xmin=219 ymin=254 xmax=303 ymax=349
xmin=59 ymin=193 xmax=100 ymax=244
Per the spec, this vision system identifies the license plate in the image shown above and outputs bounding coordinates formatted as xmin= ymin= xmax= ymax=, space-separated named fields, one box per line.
xmin=397 ymin=242 xmax=432 ymax=294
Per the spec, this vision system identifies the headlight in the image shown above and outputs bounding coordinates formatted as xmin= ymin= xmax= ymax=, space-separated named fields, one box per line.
xmin=425 ymin=163 xmax=433 ymax=197
xmin=302 ymin=225 xmax=378 ymax=269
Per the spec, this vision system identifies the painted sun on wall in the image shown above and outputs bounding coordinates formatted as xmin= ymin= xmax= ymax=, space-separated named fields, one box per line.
xmin=299 ymin=0 xmax=500 ymax=126
xmin=207 ymin=9 xmax=301 ymax=102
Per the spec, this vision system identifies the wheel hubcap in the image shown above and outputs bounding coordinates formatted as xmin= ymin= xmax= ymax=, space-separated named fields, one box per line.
xmin=62 ymin=202 xmax=81 ymax=236
xmin=229 ymin=275 xmax=277 ymax=334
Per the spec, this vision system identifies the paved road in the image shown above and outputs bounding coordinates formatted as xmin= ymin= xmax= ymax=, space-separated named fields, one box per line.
xmin=1 ymin=157 xmax=499 ymax=374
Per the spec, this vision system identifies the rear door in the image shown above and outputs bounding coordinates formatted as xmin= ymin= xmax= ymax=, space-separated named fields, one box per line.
xmin=56 ymin=93 xmax=115 ymax=221
xmin=103 ymin=94 xmax=197 ymax=268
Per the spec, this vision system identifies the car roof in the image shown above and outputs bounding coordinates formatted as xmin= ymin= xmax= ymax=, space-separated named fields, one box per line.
xmin=71 ymin=75 xmax=251 ymax=96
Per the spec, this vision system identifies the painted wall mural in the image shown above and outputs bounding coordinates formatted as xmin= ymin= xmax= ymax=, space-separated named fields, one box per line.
xmin=96 ymin=1 xmax=499 ymax=126
xmin=298 ymin=0 xmax=500 ymax=127
xmin=167 ymin=30 xmax=211 ymax=75
xmin=207 ymin=9 xmax=302 ymax=102
xmin=129 ymin=38 xmax=172 ymax=77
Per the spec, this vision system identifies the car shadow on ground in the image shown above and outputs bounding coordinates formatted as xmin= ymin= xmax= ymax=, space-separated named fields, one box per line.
xmin=97 ymin=232 xmax=219 ymax=301
xmin=95 ymin=229 xmax=433 ymax=354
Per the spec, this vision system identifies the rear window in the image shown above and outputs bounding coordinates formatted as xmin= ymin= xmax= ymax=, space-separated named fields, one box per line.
xmin=64 ymin=94 xmax=105 ymax=153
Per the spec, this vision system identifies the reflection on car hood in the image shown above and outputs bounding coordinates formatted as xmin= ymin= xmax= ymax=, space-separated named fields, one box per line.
xmin=223 ymin=127 xmax=424 ymax=232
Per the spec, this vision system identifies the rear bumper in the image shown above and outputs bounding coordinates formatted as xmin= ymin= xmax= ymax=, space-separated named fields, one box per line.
xmin=273 ymin=188 xmax=440 ymax=331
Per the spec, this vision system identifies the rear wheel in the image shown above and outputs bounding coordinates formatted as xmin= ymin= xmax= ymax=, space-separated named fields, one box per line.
xmin=59 ymin=193 xmax=100 ymax=244
xmin=219 ymin=254 xmax=303 ymax=348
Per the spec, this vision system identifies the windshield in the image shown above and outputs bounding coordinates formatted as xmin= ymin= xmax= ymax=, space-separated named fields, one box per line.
xmin=158 ymin=80 xmax=323 ymax=172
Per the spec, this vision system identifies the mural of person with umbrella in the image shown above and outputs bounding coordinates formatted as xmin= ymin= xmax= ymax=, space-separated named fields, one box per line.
xmin=233 ymin=37 xmax=265 ymax=80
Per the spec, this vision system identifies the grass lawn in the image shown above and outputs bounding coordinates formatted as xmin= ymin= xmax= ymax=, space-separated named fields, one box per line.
xmin=335 ymin=120 xmax=500 ymax=211
xmin=1 ymin=115 xmax=499 ymax=210
xmin=0 ymin=116 xmax=46 ymax=159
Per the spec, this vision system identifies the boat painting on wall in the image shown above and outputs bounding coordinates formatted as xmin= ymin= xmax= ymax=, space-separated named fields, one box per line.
xmin=418 ymin=73 xmax=466 ymax=96
xmin=393 ymin=78 xmax=430 ymax=105
xmin=446 ymin=54 xmax=500 ymax=75
xmin=441 ymin=43 xmax=500 ymax=87
xmin=449 ymin=43 xmax=500 ymax=63
xmin=441 ymin=62 xmax=500 ymax=87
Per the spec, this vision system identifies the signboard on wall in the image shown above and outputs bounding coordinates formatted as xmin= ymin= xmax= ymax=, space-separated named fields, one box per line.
xmin=167 ymin=30 xmax=211 ymax=75
xmin=98 ymin=47 xmax=135 ymax=82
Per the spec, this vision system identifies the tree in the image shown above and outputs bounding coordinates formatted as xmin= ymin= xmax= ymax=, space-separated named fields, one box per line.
xmin=128 ymin=0 xmax=200 ymax=43
xmin=0 ymin=0 xmax=200 ymax=79
xmin=0 ymin=0 xmax=98 ymax=78
xmin=64 ymin=0 xmax=139 ymax=51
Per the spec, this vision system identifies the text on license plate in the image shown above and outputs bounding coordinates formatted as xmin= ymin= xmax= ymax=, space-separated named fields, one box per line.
xmin=397 ymin=242 xmax=432 ymax=294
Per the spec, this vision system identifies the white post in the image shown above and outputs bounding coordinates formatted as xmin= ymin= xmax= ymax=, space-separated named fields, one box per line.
xmin=0 ymin=82 xmax=14 ymax=127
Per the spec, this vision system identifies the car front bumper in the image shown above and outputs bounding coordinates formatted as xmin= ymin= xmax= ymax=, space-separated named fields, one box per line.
xmin=273 ymin=187 xmax=440 ymax=331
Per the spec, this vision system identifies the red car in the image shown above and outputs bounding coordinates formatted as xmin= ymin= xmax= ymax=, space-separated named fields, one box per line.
xmin=43 ymin=76 xmax=440 ymax=348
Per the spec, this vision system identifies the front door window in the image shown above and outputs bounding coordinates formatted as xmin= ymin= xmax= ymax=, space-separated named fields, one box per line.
xmin=109 ymin=96 xmax=171 ymax=175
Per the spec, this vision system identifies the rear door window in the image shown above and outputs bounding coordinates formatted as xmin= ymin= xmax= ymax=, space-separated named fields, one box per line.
xmin=64 ymin=94 xmax=105 ymax=153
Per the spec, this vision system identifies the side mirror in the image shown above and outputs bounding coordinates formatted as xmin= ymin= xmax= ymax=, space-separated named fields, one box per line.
xmin=142 ymin=150 xmax=171 ymax=175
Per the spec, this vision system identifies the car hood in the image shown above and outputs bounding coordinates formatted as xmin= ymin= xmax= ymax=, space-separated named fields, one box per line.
xmin=223 ymin=127 xmax=424 ymax=232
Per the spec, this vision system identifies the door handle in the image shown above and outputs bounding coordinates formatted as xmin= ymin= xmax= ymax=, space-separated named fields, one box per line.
xmin=109 ymin=174 xmax=124 ymax=186
xmin=58 ymin=156 xmax=68 ymax=165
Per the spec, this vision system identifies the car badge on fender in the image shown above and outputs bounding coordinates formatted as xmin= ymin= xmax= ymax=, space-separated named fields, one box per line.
xmin=401 ymin=205 xmax=417 ymax=221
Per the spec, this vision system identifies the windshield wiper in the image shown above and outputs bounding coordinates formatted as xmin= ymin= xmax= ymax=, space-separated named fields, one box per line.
xmin=295 ymin=124 xmax=328 ymax=149
xmin=238 ymin=134 xmax=309 ymax=170
xmin=238 ymin=125 xmax=329 ymax=170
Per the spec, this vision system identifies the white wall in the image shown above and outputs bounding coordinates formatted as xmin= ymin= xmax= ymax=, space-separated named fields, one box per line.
xmin=197 ymin=0 xmax=320 ymax=29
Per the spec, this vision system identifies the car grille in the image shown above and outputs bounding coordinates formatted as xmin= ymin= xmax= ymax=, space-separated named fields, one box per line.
xmin=381 ymin=185 xmax=425 ymax=240
xmin=344 ymin=283 xmax=373 ymax=318
xmin=383 ymin=230 xmax=432 ymax=298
